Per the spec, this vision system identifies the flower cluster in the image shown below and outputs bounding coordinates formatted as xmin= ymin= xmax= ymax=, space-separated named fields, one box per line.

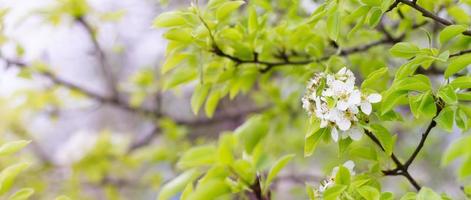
xmin=302 ymin=67 xmax=382 ymax=142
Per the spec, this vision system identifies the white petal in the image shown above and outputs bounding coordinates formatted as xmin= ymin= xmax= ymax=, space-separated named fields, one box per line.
xmin=331 ymin=127 xmax=339 ymax=142
xmin=337 ymin=119 xmax=351 ymax=131
xmin=337 ymin=67 xmax=347 ymax=75
xmin=367 ymin=93 xmax=382 ymax=103
xmin=348 ymin=90 xmax=361 ymax=105
xmin=349 ymin=127 xmax=362 ymax=141
xmin=337 ymin=100 xmax=349 ymax=111
xmin=360 ymin=102 xmax=372 ymax=115
xmin=343 ymin=160 xmax=355 ymax=171
xmin=320 ymin=120 xmax=328 ymax=128
xmin=349 ymin=106 xmax=359 ymax=114
xmin=331 ymin=167 xmax=339 ymax=177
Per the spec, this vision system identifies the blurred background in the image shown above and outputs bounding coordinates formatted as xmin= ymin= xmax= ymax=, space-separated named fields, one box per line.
xmin=0 ymin=0 xmax=468 ymax=199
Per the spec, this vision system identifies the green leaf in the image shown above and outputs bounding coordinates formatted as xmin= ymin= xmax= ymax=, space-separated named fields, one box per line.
xmin=357 ymin=186 xmax=380 ymax=200
xmin=442 ymin=135 xmax=471 ymax=166
xmin=305 ymin=128 xmax=329 ymax=157
xmin=458 ymin=92 xmax=471 ymax=101
xmin=368 ymin=7 xmax=382 ymax=27
xmin=327 ymin=5 xmax=340 ymax=41
xmin=436 ymin=106 xmax=455 ymax=132
xmin=418 ymin=91 xmax=437 ymax=119
xmin=191 ymin=84 xmax=211 ymax=115
xmin=408 ymin=94 xmax=421 ymax=119
xmin=459 ymin=156 xmax=471 ymax=178
xmin=190 ymin=180 xmax=231 ymax=200
xmin=177 ymin=146 xmax=217 ymax=169
xmin=233 ymin=160 xmax=256 ymax=184
xmin=455 ymin=108 xmax=468 ymax=130
xmin=216 ymin=1 xmax=245 ymax=20
xmin=439 ymin=25 xmax=467 ymax=44
xmin=394 ymin=75 xmax=431 ymax=92
xmin=381 ymin=90 xmax=407 ymax=114
xmin=450 ymin=76 xmax=471 ymax=89
xmin=54 ymin=196 xmax=71 ymax=200
xmin=335 ymin=166 xmax=351 ymax=185
xmin=8 ymin=188 xmax=34 ymax=200
xmin=204 ymin=89 xmax=221 ymax=118
xmin=380 ymin=192 xmax=395 ymax=200
xmin=162 ymin=53 xmax=187 ymax=74
xmin=153 ymin=11 xmax=187 ymax=28
xmin=400 ymin=192 xmax=417 ymax=200
xmin=361 ymin=0 xmax=381 ymax=6
xmin=389 ymin=42 xmax=420 ymax=58
xmin=445 ymin=54 xmax=471 ymax=78
xmin=438 ymin=85 xmax=457 ymax=104
xmin=248 ymin=6 xmax=258 ymax=34
xmin=217 ymin=134 xmax=235 ymax=165
xmin=264 ymin=154 xmax=295 ymax=190
xmin=0 ymin=140 xmax=30 ymax=157
xmin=0 ymin=162 xmax=30 ymax=195
xmin=157 ymin=169 xmax=201 ymax=200
xmin=367 ymin=124 xmax=395 ymax=155
xmin=323 ymin=185 xmax=347 ymax=200
xmin=361 ymin=67 xmax=388 ymax=90
xmin=235 ymin=115 xmax=269 ymax=154
xmin=417 ymin=187 xmax=441 ymax=200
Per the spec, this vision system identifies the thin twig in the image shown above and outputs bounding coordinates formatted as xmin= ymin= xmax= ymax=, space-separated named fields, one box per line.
xmin=76 ymin=17 xmax=119 ymax=99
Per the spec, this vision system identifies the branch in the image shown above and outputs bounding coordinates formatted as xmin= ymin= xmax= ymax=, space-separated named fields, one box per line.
xmin=212 ymin=34 xmax=402 ymax=73
xmin=76 ymin=16 xmax=119 ymax=98
xmin=450 ymin=49 xmax=471 ymax=58
xmin=393 ymin=0 xmax=471 ymax=36
xmin=363 ymin=129 xmax=421 ymax=191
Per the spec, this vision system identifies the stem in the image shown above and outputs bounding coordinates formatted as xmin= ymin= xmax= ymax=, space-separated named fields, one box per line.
xmin=403 ymin=120 xmax=437 ymax=168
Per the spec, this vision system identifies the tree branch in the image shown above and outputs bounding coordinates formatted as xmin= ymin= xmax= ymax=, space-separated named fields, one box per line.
xmin=392 ymin=0 xmax=471 ymax=36
xmin=76 ymin=16 xmax=119 ymax=99
xmin=212 ymin=34 xmax=402 ymax=73
xmin=363 ymin=129 xmax=421 ymax=191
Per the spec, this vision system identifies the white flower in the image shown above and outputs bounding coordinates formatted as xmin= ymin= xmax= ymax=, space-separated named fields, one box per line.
xmin=302 ymin=67 xmax=382 ymax=143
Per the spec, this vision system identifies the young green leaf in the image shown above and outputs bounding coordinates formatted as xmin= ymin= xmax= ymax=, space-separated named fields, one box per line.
xmin=216 ymin=1 xmax=245 ymax=20
xmin=435 ymin=106 xmax=455 ymax=132
xmin=191 ymin=84 xmax=211 ymax=115
xmin=7 ymin=188 xmax=34 ymax=200
xmin=439 ymin=24 xmax=467 ymax=44
xmin=0 ymin=162 xmax=30 ymax=195
xmin=389 ymin=42 xmax=420 ymax=58
xmin=450 ymin=76 xmax=471 ymax=89
xmin=327 ymin=5 xmax=340 ymax=42
xmin=264 ymin=154 xmax=295 ymax=191
xmin=0 ymin=140 xmax=30 ymax=157
xmin=444 ymin=54 xmax=471 ymax=78
xmin=153 ymin=12 xmax=187 ymax=28
xmin=438 ymin=85 xmax=457 ymax=104
xmin=335 ymin=166 xmax=351 ymax=185
xmin=190 ymin=180 xmax=231 ymax=200
xmin=368 ymin=7 xmax=382 ymax=27
xmin=235 ymin=115 xmax=269 ymax=154
xmin=417 ymin=187 xmax=441 ymax=200
xmin=305 ymin=128 xmax=329 ymax=157
xmin=323 ymin=185 xmax=347 ymax=200
xmin=357 ymin=186 xmax=380 ymax=200
xmin=157 ymin=169 xmax=201 ymax=200
xmin=177 ymin=146 xmax=217 ymax=169
xmin=204 ymin=90 xmax=221 ymax=118
xmin=361 ymin=67 xmax=388 ymax=90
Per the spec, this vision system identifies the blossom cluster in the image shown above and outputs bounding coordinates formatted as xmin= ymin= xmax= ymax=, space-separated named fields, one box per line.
xmin=302 ymin=67 xmax=382 ymax=142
